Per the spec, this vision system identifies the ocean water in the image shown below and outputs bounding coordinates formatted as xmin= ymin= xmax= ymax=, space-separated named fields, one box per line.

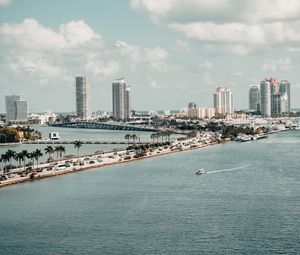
xmin=0 ymin=131 xmax=299 ymax=254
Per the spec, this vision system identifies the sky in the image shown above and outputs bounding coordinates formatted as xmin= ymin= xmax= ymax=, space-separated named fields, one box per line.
xmin=0 ymin=0 xmax=300 ymax=113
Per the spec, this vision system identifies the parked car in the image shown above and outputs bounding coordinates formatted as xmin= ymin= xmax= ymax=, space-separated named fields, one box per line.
xmin=0 ymin=175 xmax=7 ymax=181
xmin=89 ymin=160 xmax=95 ymax=164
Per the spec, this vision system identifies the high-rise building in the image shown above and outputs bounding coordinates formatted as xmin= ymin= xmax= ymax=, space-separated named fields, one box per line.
xmin=112 ymin=78 xmax=131 ymax=120
xmin=260 ymin=80 xmax=271 ymax=117
xmin=249 ymin=85 xmax=260 ymax=112
xmin=187 ymin=102 xmax=197 ymax=117
xmin=198 ymin=107 xmax=215 ymax=119
xmin=5 ymin=95 xmax=28 ymax=124
xmin=279 ymin=80 xmax=291 ymax=112
xmin=75 ymin=76 xmax=88 ymax=119
xmin=213 ymin=87 xmax=233 ymax=114
xmin=271 ymin=93 xmax=289 ymax=116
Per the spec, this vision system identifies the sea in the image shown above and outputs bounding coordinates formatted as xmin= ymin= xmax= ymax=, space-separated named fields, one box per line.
xmin=0 ymin=129 xmax=299 ymax=254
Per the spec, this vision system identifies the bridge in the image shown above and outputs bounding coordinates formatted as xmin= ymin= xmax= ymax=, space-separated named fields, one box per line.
xmin=49 ymin=122 xmax=159 ymax=132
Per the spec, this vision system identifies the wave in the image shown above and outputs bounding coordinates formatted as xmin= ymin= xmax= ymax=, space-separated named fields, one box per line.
xmin=207 ymin=164 xmax=250 ymax=174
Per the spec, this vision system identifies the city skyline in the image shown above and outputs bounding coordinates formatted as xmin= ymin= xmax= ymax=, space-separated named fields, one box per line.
xmin=1 ymin=0 xmax=300 ymax=113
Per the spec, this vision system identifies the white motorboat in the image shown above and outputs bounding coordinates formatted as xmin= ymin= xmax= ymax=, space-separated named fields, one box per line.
xmin=196 ymin=168 xmax=207 ymax=175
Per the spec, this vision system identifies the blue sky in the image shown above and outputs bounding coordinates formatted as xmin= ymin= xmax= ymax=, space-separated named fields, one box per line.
xmin=1 ymin=0 xmax=300 ymax=112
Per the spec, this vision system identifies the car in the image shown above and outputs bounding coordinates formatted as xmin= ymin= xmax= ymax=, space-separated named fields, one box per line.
xmin=36 ymin=168 xmax=43 ymax=173
xmin=0 ymin=175 xmax=7 ymax=181
xmin=56 ymin=164 xmax=66 ymax=170
xmin=26 ymin=166 xmax=33 ymax=171
xmin=89 ymin=160 xmax=95 ymax=164
xmin=83 ymin=157 xmax=90 ymax=160
xmin=79 ymin=162 xmax=85 ymax=166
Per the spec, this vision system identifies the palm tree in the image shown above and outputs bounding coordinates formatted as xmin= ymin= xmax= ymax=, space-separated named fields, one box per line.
xmin=44 ymin=145 xmax=54 ymax=161
xmin=14 ymin=152 xmax=24 ymax=169
xmin=33 ymin=149 xmax=43 ymax=169
xmin=1 ymin=153 xmax=10 ymax=172
xmin=27 ymin=152 xmax=35 ymax=168
xmin=54 ymin=146 xmax=60 ymax=160
xmin=21 ymin=150 xmax=29 ymax=170
xmin=124 ymin=134 xmax=131 ymax=145
xmin=6 ymin=149 xmax=16 ymax=170
xmin=160 ymin=132 xmax=165 ymax=143
xmin=56 ymin=146 xmax=65 ymax=161
xmin=150 ymin=133 xmax=156 ymax=144
xmin=131 ymin=134 xmax=137 ymax=144
xmin=156 ymin=133 xmax=160 ymax=143
xmin=74 ymin=140 xmax=83 ymax=157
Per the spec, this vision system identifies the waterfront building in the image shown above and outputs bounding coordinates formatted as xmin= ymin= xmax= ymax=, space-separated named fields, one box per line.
xmin=249 ymin=85 xmax=260 ymax=112
xmin=112 ymin=78 xmax=131 ymax=120
xmin=279 ymin=80 xmax=291 ymax=112
xmin=75 ymin=76 xmax=88 ymax=119
xmin=187 ymin=102 xmax=198 ymax=118
xmin=5 ymin=95 xmax=28 ymax=124
xmin=213 ymin=87 xmax=233 ymax=114
xmin=198 ymin=107 xmax=216 ymax=119
xmin=260 ymin=80 xmax=271 ymax=117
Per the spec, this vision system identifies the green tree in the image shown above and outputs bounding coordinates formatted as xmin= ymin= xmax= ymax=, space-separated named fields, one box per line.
xmin=27 ymin=152 xmax=35 ymax=168
xmin=150 ymin=133 xmax=156 ymax=144
xmin=74 ymin=140 xmax=83 ymax=157
xmin=33 ymin=149 xmax=43 ymax=169
xmin=131 ymin=134 xmax=137 ymax=144
xmin=1 ymin=153 xmax=10 ymax=171
xmin=44 ymin=145 xmax=54 ymax=161
xmin=21 ymin=150 xmax=29 ymax=170
xmin=6 ymin=149 xmax=16 ymax=170
xmin=14 ymin=152 xmax=24 ymax=168
xmin=124 ymin=134 xmax=131 ymax=145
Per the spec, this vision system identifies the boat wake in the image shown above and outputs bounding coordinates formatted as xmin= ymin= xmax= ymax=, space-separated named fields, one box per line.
xmin=207 ymin=164 xmax=250 ymax=174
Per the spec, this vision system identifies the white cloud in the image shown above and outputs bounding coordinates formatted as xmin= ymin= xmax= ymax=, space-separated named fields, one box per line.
xmin=175 ymin=40 xmax=189 ymax=51
xmin=0 ymin=19 xmax=103 ymax=52
xmin=114 ymin=40 xmax=168 ymax=71
xmin=85 ymin=59 xmax=119 ymax=77
xmin=131 ymin=0 xmax=300 ymax=55
xmin=260 ymin=58 xmax=292 ymax=72
xmin=199 ymin=61 xmax=213 ymax=70
xmin=0 ymin=0 xmax=11 ymax=7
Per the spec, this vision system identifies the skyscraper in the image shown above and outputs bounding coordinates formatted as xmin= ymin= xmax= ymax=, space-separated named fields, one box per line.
xmin=5 ymin=95 xmax=28 ymax=124
xmin=187 ymin=102 xmax=197 ymax=117
xmin=112 ymin=78 xmax=131 ymax=120
xmin=279 ymin=80 xmax=291 ymax=113
xmin=260 ymin=80 xmax=271 ymax=117
xmin=76 ymin=76 xmax=88 ymax=119
xmin=249 ymin=85 xmax=260 ymax=112
xmin=213 ymin=87 xmax=233 ymax=114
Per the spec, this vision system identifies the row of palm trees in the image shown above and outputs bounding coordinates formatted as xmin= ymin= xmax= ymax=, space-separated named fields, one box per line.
xmin=150 ymin=131 xmax=172 ymax=144
xmin=0 ymin=140 xmax=84 ymax=172
xmin=0 ymin=149 xmax=43 ymax=171
xmin=124 ymin=134 xmax=139 ymax=145
xmin=124 ymin=132 xmax=172 ymax=145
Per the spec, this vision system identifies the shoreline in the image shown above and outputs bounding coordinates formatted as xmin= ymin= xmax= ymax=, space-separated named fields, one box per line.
xmin=0 ymin=138 xmax=219 ymax=189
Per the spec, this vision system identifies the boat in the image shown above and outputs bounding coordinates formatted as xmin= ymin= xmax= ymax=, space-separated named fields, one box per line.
xmin=237 ymin=135 xmax=252 ymax=142
xmin=196 ymin=168 xmax=207 ymax=175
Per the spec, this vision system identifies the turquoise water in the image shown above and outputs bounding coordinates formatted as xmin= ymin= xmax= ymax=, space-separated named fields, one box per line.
xmin=0 ymin=131 xmax=299 ymax=254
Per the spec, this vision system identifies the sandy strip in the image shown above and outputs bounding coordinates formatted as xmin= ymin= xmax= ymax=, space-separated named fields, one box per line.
xmin=0 ymin=141 xmax=218 ymax=189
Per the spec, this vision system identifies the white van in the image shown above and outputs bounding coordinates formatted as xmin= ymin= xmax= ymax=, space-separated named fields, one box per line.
xmin=56 ymin=164 xmax=66 ymax=170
